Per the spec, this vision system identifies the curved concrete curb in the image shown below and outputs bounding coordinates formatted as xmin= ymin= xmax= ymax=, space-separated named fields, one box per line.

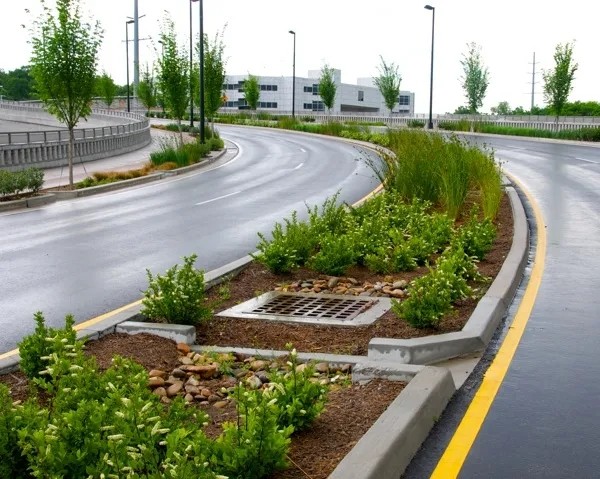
xmin=0 ymin=148 xmax=227 ymax=212
xmin=368 ymin=185 xmax=529 ymax=364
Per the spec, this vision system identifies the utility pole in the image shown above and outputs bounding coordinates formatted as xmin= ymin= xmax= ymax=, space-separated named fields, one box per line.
xmin=529 ymin=52 xmax=538 ymax=111
xmin=133 ymin=0 xmax=140 ymax=95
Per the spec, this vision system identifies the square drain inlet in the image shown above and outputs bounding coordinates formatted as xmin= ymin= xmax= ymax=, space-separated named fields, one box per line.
xmin=217 ymin=292 xmax=392 ymax=326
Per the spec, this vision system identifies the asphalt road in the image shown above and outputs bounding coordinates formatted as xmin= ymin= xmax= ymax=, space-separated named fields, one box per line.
xmin=404 ymin=135 xmax=600 ymax=478
xmin=0 ymin=125 xmax=380 ymax=353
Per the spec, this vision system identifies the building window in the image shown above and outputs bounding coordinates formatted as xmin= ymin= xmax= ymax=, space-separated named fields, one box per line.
xmin=358 ymin=90 xmax=364 ymax=102
xmin=312 ymin=84 xmax=319 ymax=95
xmin=312 ymin=100 xmax=324 ymax=111
xmin=303 ymin=103 xmax=313 ymax=109
xmin=258 ymin=101 xmax=278 ymax=108
xmin=259 ymin=84 xmax=278 ymax=91
xmin=398 ymin=95 xmax=410 ymax=106
xmin=224 ymin=101 xmax=238 ymax=107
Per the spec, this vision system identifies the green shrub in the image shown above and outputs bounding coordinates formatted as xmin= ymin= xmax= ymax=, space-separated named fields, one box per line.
xmin=407 ymin=119 xmax=425 ymax=128
xmin=213 ymin=386 xmax=292 ymax=479
xmin=17 ymin=311 xmax=78 ymax=381
xmin=253 ymin=210 xmax=318 ymax=274
xmin=141 ymin=254 xmax=211 ymax=325
xmin=269 ymin=347 xmax=328 ymax=431
xmin=0 ymin=168 xmax=44 ymax=197
xmin=309 ymin=234 xmax=356 ymax=276
xmin=453 ymin=209 xmax=497 ymax=260
xmin=0 ymin=385 xmax=27 ymax=479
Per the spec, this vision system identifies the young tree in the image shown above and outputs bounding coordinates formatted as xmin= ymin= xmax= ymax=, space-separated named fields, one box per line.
xmin=374 ymin=56 xmax=402 ymax=116
xmin=157 ymin=17 xmax=189 ymax=144
xmin=200 ymin=30 xmax=227 ymax=126
xmin=460 ymin=42 xmax=489 ymax=113
xmin=29 ymin=0 xmax=103 ymax=187
xmin=543 ymin=42 xmax=578 ymax=122
xmin=137 ymin=64 xmax=157 ymax=115
xmin=243 ymin=74 xmax=260 ymax=113
xmin=96 ymin=71 xmax=116 ymax=109
xmin=490 ymin=101 xmax=511 ymax=116
xmin=318 ymin=64 xmax=337 ymax=116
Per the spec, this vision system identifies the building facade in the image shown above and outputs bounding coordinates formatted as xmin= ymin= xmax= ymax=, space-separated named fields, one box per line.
xmin=222 ymin=69 xmax=415 ymax=116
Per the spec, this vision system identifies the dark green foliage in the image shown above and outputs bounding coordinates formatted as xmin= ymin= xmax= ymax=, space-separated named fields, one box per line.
xmin=0 ymin=168 xmax=44 ymax=197
xmin=0 ymin=385 xmax=28 ymax=478
xmin=309 ymin=233 xmax=356 ymax=276
xmin=453 ymin=209 xmax=497 ymax=260
xmin=407 ymin=119 xmax=425 ymax=128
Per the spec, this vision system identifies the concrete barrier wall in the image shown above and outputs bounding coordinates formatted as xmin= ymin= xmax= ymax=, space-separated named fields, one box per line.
xmin=0 ymin=102 xmax=151 ymax=170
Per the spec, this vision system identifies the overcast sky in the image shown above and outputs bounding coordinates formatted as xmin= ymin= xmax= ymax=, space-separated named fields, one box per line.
xmin=1 ymin=0 xmax=598 ymax=115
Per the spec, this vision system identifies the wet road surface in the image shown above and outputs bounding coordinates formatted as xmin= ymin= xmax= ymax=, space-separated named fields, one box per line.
xmin=0 ymin=125 xmax=380 ymax=353
xmin=405 ymin=136 xmax=600 ymax=478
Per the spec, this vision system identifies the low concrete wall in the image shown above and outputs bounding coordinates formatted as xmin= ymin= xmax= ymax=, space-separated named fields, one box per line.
xmin=0 ymin=102 xmax=151 ymax=170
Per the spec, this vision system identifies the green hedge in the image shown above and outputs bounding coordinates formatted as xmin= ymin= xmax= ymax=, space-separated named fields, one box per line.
xmin=0 ymin=168 xmax=44 ymax=197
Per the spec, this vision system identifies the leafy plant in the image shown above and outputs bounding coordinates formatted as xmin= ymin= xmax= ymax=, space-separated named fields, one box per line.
xmin=0 ymin=385 xmax=27 ymax=479
xmin=269 ymin=347 xmax=328 ymax=431
xmin=213 ymin=385 xmax=292 ymax=479
xmin=453 ymin=209 xmax=497 ymax=260
xmin=309 ymin=234 xmax=356 ymax=276
xmin=141 ymin=254 xmax=211 ymax=325
xmin=17 ymin=311 xmax=77 ymax=380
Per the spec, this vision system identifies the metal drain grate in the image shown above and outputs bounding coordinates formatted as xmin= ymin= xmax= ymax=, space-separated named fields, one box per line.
xmin=248 ymin=295 xmax=375 ymax=322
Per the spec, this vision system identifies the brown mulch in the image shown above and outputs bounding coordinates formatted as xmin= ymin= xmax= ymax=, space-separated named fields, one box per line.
xmin=199 ymin=192 xmax=514 ymax=354
xmin=0 ymin=192 xmax=514 ymax=478
xmin=0 ymin=334 xmax=405 ymax=479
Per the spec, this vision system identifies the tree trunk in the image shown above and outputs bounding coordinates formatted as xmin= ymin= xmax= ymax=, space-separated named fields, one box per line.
xmin=68 ymin=127 xmax=75 ymax=187
xmin=177 ymin=118 xmax=184 ymax=146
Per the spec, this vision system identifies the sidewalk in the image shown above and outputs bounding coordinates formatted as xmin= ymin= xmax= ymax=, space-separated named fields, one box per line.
xmin=42 ymin=127 xmax=174 ymax=189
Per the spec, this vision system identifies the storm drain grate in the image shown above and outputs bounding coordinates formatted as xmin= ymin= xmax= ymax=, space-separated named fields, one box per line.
xmin=248 ymin=295 xmax=375 ymax=322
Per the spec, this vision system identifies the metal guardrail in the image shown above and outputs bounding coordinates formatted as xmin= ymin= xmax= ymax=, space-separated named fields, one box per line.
xmin=0 ymin=101 xmax=149 ymax=146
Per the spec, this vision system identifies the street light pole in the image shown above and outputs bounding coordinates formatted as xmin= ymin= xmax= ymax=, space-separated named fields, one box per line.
xmin=189 ymin=0 xmax=194 ymax=127
xmin=289 ymin=30 xmax=295 ymax=119
xmin=125 ymin=20 xmax=134 ymax=113
xmin=199 ymin=0 xmax=205 ymax=143
xmin=425 ymin=5 xmax=435 ymax=129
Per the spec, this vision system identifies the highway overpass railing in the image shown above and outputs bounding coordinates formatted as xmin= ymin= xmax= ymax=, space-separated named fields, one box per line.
xmin=0 ymin=101 xmax=151 ymax=171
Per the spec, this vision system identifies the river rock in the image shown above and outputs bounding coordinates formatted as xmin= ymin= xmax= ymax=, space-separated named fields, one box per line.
xmin=176 ymin=343 xmax=191 ymax=355
xmin=148 ymin=377 xmax=165 ymax=388
xmin=148 ymin=369 xmax=167 ymax=379
xmin=167 ymin=381 xmax=184 ymax=397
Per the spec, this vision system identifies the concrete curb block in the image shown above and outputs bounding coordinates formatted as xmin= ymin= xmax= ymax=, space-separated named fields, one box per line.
xmin=116 ymin=322 xmax=196 ymax=344
xmin=0 ymin=149 xmax=227 ymax=212
xmin=330 ymin=366 xmax=456 ymax=478
xmin=368 ymin=185 xmax=530 ymax=364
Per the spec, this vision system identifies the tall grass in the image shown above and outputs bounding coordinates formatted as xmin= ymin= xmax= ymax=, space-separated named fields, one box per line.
xmin=369 ymin=130 xmax=502 ymax=219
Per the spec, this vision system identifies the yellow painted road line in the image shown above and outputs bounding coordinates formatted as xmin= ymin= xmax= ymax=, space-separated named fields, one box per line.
xmin=430 ymin=177 xmax=547 ymax=478
xmin=0 ymin=299 xmax=142 ymax=362
xmin=73 ymin=299 xmax=142 ymax=330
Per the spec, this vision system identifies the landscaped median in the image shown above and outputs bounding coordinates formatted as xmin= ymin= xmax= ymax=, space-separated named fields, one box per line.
xmin=0 ymin=128 xmax=530 ymax=477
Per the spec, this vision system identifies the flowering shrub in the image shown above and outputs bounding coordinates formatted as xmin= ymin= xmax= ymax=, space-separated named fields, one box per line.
xmin=141 ymin=254 xmax=211 ymax=325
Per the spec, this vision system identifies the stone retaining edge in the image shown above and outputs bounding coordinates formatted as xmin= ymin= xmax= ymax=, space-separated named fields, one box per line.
xmin=368 ymin=185 xmax=530 ymax=364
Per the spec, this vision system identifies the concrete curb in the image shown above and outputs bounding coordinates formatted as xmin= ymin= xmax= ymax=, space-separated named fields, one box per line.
xmin=368 ymin=185 xmax=529 ymax=364
xmin=330 ymin=366 xmax=456 ymax=478
xmin=0 ymin=148 xmax=227 ymax=212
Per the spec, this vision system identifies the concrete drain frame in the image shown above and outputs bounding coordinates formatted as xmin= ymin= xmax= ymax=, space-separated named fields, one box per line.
xmin=216 ymin=292 xmax=393 ymax=326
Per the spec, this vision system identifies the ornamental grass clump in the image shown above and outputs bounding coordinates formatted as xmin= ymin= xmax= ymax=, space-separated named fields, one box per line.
xmin=141 ymin=254 xmax=211 ymax=325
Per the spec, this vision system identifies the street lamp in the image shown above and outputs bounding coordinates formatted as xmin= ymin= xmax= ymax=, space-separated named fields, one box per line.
xmin=189 ymin=0 xmax=195 ymax=128
xmin=125 ymin=19 xmax=135 ymax=112
xmin=289 ymin=30 xmax=295 ymax=119
xmin=424 ymin=5 xmax=435 ymax=129
xmin=191 ymin=0 xmax=205 ymax=143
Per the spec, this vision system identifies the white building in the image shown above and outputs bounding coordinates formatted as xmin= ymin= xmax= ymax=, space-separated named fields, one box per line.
xmin=222 ymin=69 xmax=415 ymax=116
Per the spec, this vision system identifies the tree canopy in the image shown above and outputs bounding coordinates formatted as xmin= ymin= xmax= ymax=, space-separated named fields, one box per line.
xmin=543 ymin=42 xmax=578 ymax=120
xmin=318 ymin=65 xmax=337 ymax=114
xmin=374 ymin=56 xmax=402 ymax=115
xmin=243 ymin=74 xmax=260 ymax=111
xmin=29 ymin=0 xmax=103 ymax=186
xmin=460 ymin=42 xmax=489 ymax=113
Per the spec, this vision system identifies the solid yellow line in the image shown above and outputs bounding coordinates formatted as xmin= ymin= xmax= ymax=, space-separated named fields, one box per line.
xmin=430 ymin=177 xmax=547 ymax=478
xmin=73 ymin=299 xmax=142 ymax=330
xmin=0 ymin=299 xmax=142 ymax=362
